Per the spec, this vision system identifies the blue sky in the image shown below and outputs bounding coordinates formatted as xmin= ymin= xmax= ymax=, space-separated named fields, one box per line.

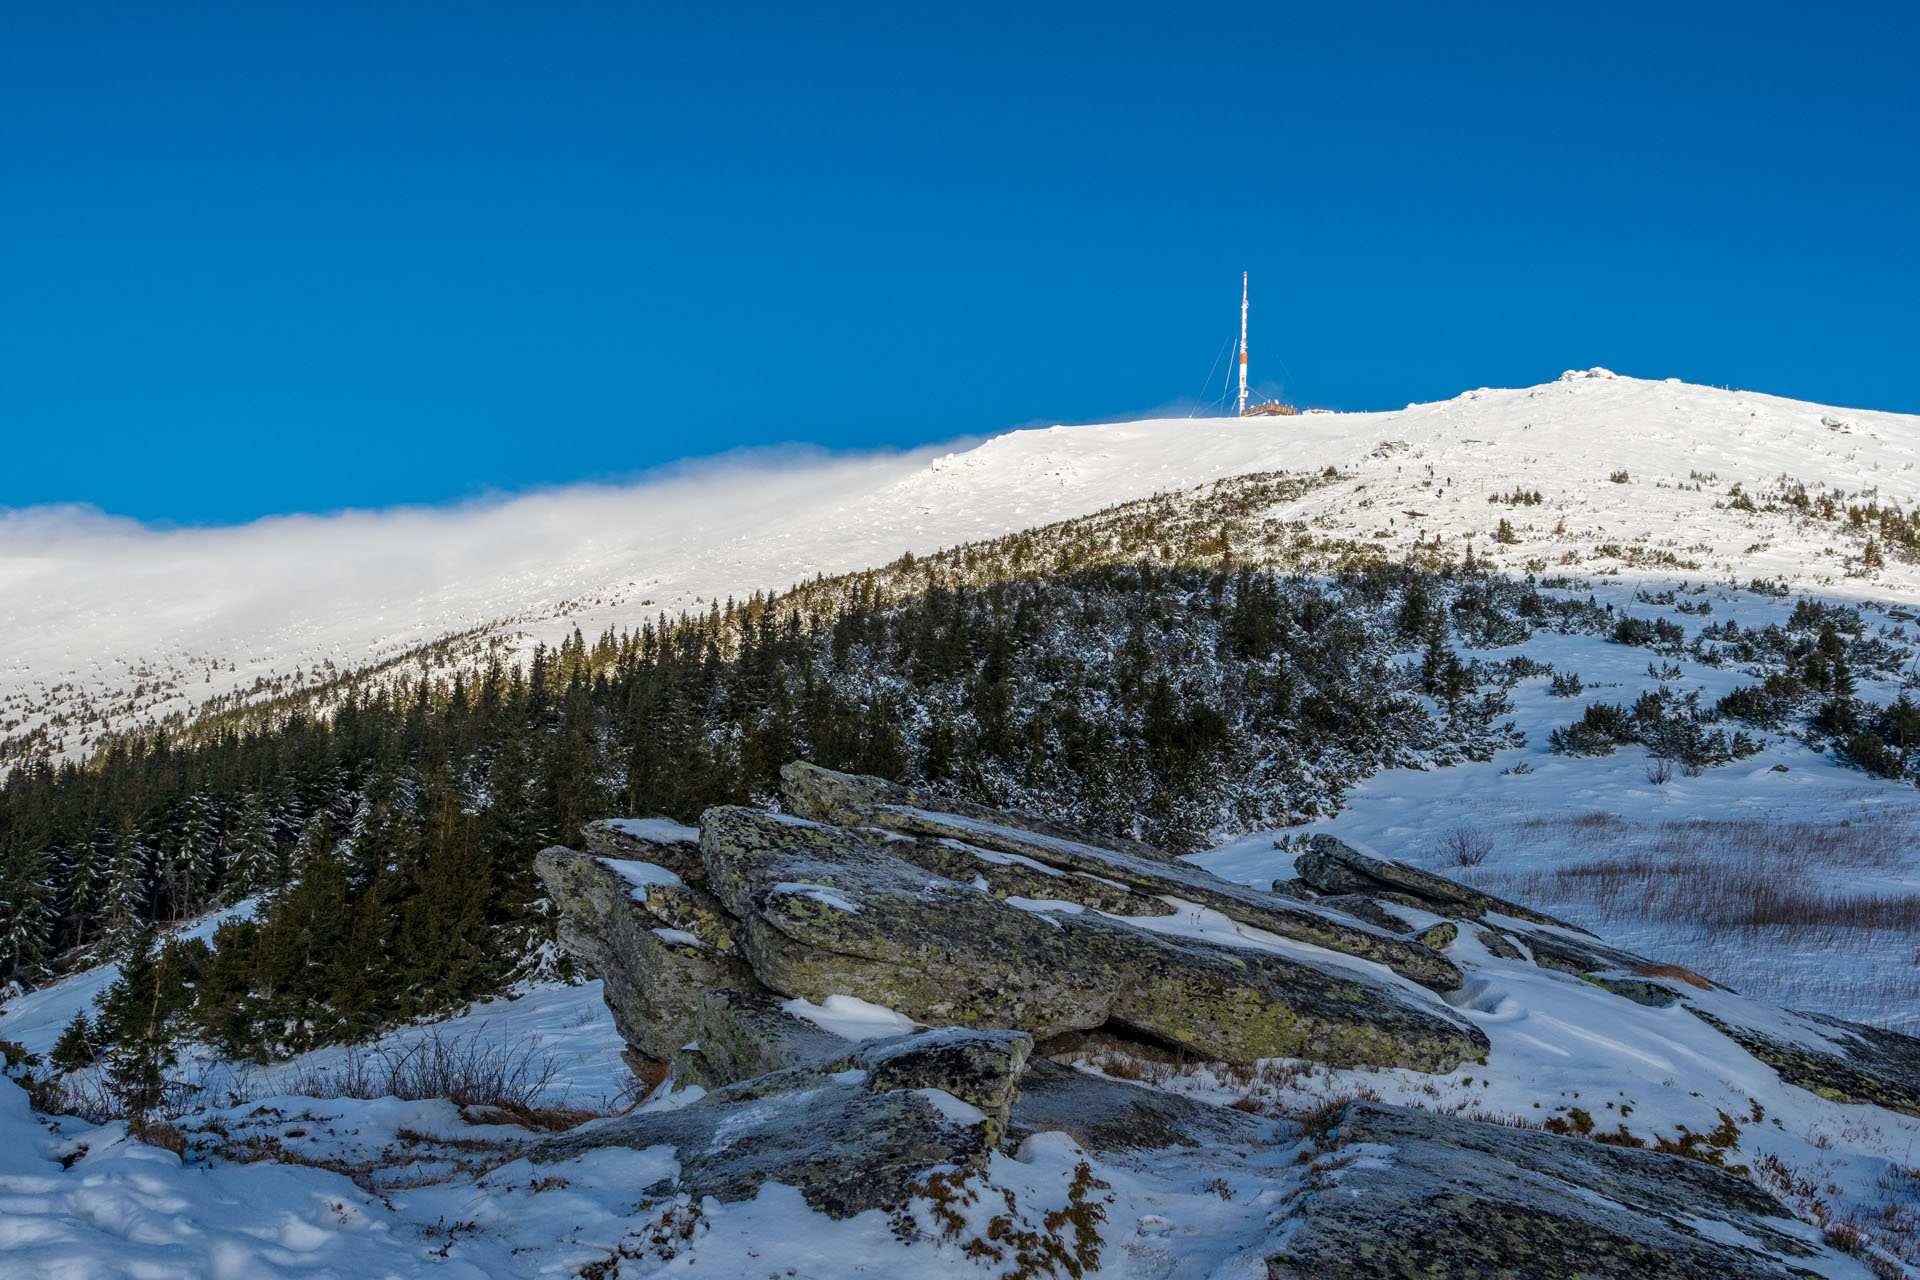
xmin=4 ymin=1 xmax=1915 ymax=524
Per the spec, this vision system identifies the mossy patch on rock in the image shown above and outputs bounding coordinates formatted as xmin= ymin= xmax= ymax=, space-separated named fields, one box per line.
xmin=1584 ymin=975 xmax=1684 ymax=1008
xmin=1689 ymin=1006 xmax=1920 ymax=1119
xmin=779 ymin=763 xmax=1461 ymax=991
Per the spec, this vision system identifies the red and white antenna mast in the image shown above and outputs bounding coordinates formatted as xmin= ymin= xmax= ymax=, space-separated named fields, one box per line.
xmin=1236 ymin=271 xmax=1249 ymax=417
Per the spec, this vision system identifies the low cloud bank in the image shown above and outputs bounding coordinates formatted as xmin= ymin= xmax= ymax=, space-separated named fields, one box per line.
xmin=0 ymin=440 xmax=959 ymax=682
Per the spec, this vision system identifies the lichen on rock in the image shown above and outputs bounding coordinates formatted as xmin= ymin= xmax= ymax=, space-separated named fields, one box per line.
xmin=779 ymin=762 xmax=1463 ymax=991
xmin=1270 ymin=1102 xmax=1828 ymax=1279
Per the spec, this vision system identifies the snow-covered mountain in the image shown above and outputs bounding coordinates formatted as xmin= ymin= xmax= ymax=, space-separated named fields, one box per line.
xmin=7 ymin=368 xmax=1917 ymax=760
xmin=11 ymin=370 xmax=1920 ymax=1279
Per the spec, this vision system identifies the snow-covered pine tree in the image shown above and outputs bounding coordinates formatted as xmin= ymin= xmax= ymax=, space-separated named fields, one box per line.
xmin=0 ymin=841 xmax=53 ymax=982
xmin=60 ymin=826 xmax=114 ymax=945
xmin=220 ymin=795 xmax=274 ymax=899
xmin=1419 ymin=614 xmax=1453 ymax=696
xmin=99 ymin=821 xmax=149 ymax=945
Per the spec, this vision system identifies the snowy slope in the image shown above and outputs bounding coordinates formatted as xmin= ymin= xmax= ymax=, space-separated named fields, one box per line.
xmin=1 ymin=901 xmax=1907 ymax=1277
xmin=7 ymin=368 xmax=1919 ymax=760
xmin=1196 ymin=581 xmax=1920 ymax=1033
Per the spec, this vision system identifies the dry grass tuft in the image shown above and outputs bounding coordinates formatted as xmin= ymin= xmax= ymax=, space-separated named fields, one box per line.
xmin=1291 ymin=1088 xmax=1382 ymax=1152
xmin=1630 ymin=963 xmax=1713 ymax=990
xmin=1491 ymin=815 xmax=1915 ymax=933
xmin=1754 ymin=1151 xmax=1918 ymax=1278
xmin=128 ymin=1115 xmax=187 ymax=1157
xmin=274 ymin=1030 xmax=568 ymax=1125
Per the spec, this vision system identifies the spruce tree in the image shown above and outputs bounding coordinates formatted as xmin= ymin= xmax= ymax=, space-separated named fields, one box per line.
xmin=0 ymin=842 xmax=53 ymax=983
xmin=221 ymin=795 xmax=274 ymax=899
xmin=1419 ymin=616 xmax=1452 ymax=695
xmin=96 ymin=929 xmax=187 ymax=1115
xmin=61 ymin=829 xmax=109 ymax=951
xmin=1439 ymin=652 xmax=1472 ymax=712
xmin=50 ymin=1011 xmax=98 ymax=1073
xmin=100 ymin=821 xmax=149 ymax=944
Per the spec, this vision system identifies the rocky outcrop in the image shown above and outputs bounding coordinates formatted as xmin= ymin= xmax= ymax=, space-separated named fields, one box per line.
xmin=551 ymin=790 xmax=1490 ymax=1074
xmin=1269 ymin=1102 xmax=1830 ymax=1279
xmin=731 ymin=805 xmax=1479 ymax=1069
xmin=699 ymin=807 xmax=1115 ymax=1038
xmin=1007 ymin=1059 xmax=1264 ymax=1152
xmin=533 ymin=845 xmax=758 ymax=1069
xmin=779 ymin=761 xmax=1463 ymax=991
xmin=531 ymin=762 xmax=1920 ymax=1273
xmin=1292 ymin=832 xmax=1582 ymax=931
xmin=1691 ymin=1006 xmax=1920 ymax=1120
xmin=1059 ymin=913 xmax=1482 ymax=1072
xmin=538 ymin=767 xmax=1490 ymax=1087
xmin=517 ymin=762 xmax=1920 ymax=1280
xmin=537 ymin=1029 xmax=1030 ymax=1218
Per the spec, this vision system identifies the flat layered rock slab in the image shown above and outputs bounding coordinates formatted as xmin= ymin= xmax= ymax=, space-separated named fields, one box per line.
xmin=584 ymin=817 xmax=706 ymax=882
xmin=1062 ymin=914 xmax=1487 ymax=1073
xmin=1491 ymin=918 xmax=1671 ymax=978
xmin=1295 ymin=833 xmax=1581 ymax=931
xmin=535 ymin=1030 xmax=1028 ymax=1220
xmin=541 ymin=1079 xmax=986 ymax=1220
xmin=701 ymin=806 xmax=1115 ymax=1038
xmin=779 ymin=763 xmax=1461 ymax=991
xmin=779 ymin=759 xmax=1183 ymax=864
xmin=684 ymin=988 xmax=855 ymax=1086
xmin=889 ymin=834 xmax=1175 ymax=916
xmin=1008 ymin=1059 xmax=1265 ymax=1153
xmin=1269 ymin=1103 xmax=1833 ymax=1280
